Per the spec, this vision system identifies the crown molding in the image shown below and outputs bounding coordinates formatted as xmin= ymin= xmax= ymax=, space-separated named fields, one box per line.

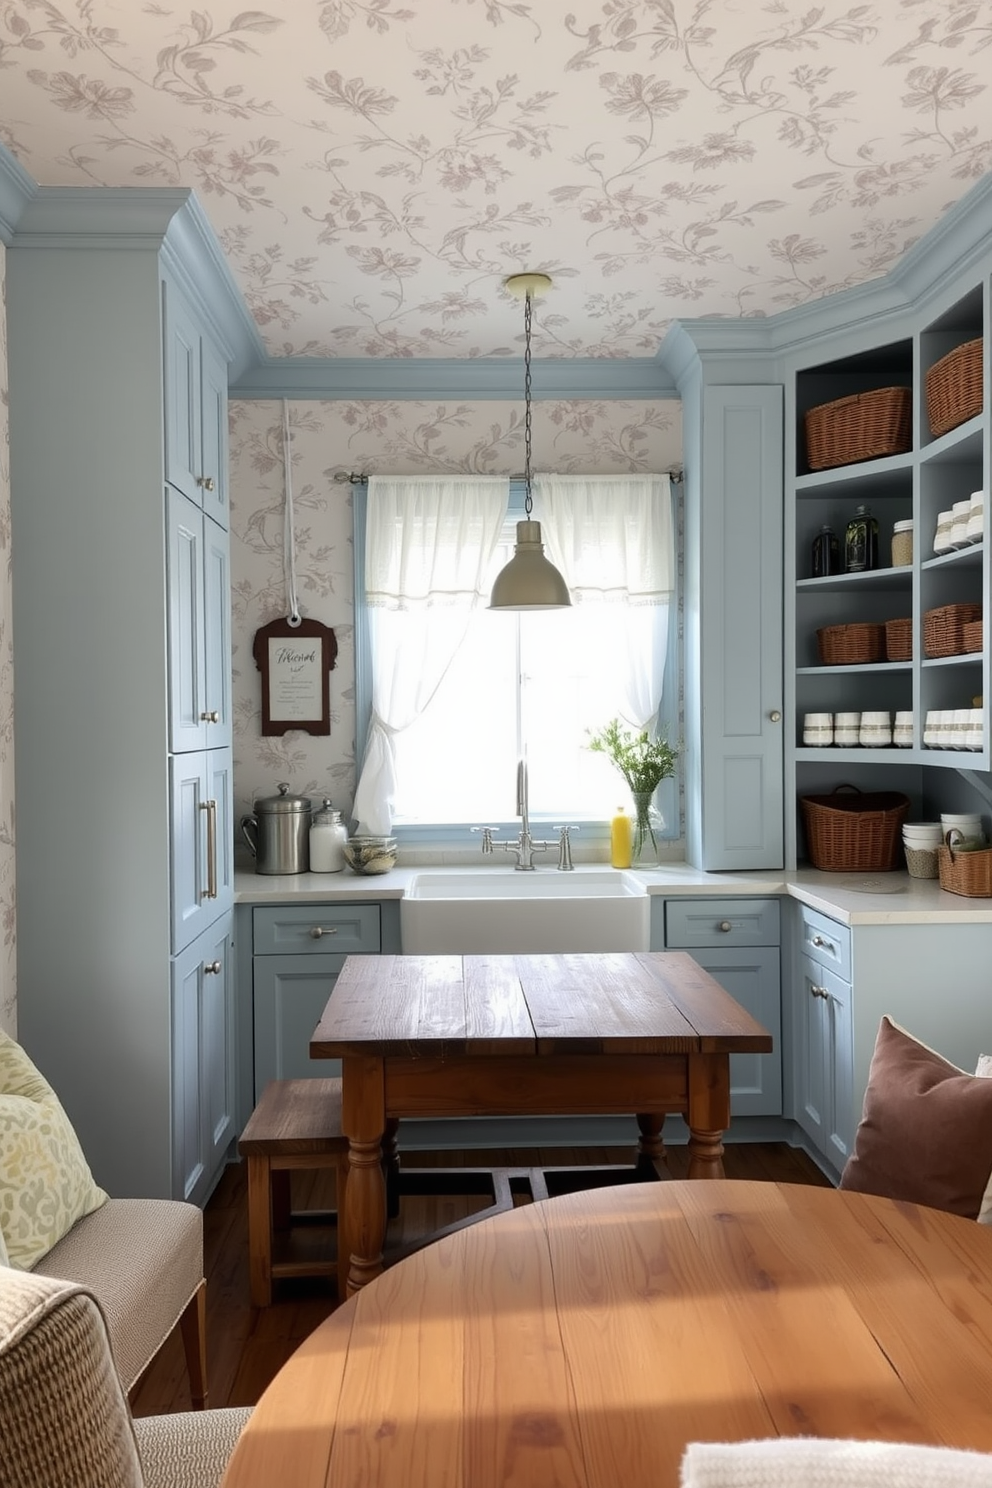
xmin=230 ymin=355 xmax=676 ymax=400
xmin=0 ymin=146 xmax=36 ymax=244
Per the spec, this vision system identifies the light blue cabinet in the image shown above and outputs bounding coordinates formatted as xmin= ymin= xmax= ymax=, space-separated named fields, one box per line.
xmin=166 ymin=491 xmax=232 ymax=754
xmin=7 ymin=192 xmax=241 ymax=1201
xmin=794 ymin=906 xmax=854 ymax=1173
xmin=655 ymin=897 xmax=782 ymax=1118
xmin=172 ymin=914 xmax=236 ymax=1205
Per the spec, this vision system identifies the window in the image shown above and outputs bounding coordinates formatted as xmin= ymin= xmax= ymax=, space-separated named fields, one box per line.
xmin=353 ymin=474 xmax=679 ymax=840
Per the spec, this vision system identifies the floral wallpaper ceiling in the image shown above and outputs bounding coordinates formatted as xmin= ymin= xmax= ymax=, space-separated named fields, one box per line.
xmin=1 ymin=1 xmax=989 ymax=359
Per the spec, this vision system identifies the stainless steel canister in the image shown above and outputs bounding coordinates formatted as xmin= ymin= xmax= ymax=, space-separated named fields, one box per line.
xmin=241 ymin=783 xmax=312 ymax=874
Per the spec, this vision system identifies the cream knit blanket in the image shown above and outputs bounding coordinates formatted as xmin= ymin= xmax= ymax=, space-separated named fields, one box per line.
xmin=680 ymin=1438 xmax=992 ymax=1488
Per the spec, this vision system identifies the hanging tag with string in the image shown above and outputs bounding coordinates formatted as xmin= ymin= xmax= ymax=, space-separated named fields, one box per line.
xmin=252 ymin=401 xmax=337 ymax=735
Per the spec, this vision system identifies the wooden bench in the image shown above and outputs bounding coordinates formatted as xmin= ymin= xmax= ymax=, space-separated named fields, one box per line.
xmin=238 ymin=1078 xmax=349 ymax=1306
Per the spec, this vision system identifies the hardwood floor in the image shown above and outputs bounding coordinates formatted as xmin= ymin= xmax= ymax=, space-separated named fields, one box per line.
xmin=130 ymin=1140 xmax=831 ymax=1417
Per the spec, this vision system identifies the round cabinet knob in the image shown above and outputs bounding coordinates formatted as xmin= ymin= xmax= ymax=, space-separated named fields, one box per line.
xmin=200 ymin=710 xmax=220 ymax=723
xmin=810 ymin=984 xmax=829 ymax=1000
xmin=811 ymin=934 xmax=828 ymax=949
xmin=719 ymin=921 xmax=732 ymax=933
xmin=769 ymin=710 xmax=782 ymax=723
xmin=309 ymin=926 xmax=339 ymax=939
xmin=197 ymin=475 xmax=216 ymax=492
xmin=203 ymin=960 xmax=222 ymax=975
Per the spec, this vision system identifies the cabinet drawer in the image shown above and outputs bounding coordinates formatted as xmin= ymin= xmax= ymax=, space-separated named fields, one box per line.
xmin=799 ymin=905 xmax=851 ymax=980
xmin=252 ymin=903 xmax=380 ymax=956
xmin=665 ymin=898 xmax=780 ymax=948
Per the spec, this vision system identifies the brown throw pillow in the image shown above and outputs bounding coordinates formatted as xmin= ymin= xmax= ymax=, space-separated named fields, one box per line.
xmin=839 ymin=1016 xmax=992 ymax=1220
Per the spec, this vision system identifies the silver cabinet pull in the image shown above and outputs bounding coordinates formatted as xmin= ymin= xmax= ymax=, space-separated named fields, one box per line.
xmin=811 ymin=934 xmax=834 ymax=952
xmin=200 ymin=799 xmax=218 ymax=900
xmin=719 ymin=921 xmax=732 ymax=933
xmin=769 ymin=710 xmax=782 ymax=722
xmin=204 ymin=960 xmax=222 ymax=975
xmin=200 ymin=710 xmax=220 ymax=723
xmin=197 ymin=475 xmax=216 ymax=492
xmin=309 ymin=926 xmax=339 ymax=939
xmin=810 ymin=984 xmax=829 ymax=1000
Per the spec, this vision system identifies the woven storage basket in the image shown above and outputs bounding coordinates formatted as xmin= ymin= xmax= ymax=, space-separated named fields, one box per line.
xmin=904 ymin=845 xmax=939 ymax=880
xmin=923 ymin=603 xmax=982 ymax=658
xmin=800 ymin=785 xmax=910 ymax=872
xmin=816 ymin=622 xmax=885 ymax=666
xmin=926 ymin=338 xmax=983 ymax=438
xmin=938 ymin=841 xmax=992 ymax=898
xmin=884 ymin=617 xmax=912 ymax=661
xmin=963 ymin=619 xmax=983 ymax=653
xmin=805 ymin=387 xmax=912 ymax=471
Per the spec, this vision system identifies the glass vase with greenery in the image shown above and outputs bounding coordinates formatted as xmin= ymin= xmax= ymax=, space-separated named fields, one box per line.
xmin=588 ymin=718 xmax=678 ymax=864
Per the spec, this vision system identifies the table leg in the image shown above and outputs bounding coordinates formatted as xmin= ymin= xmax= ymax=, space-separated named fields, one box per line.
xmin=635 ymin=1113 xmax=667 ymax=1178
xmin=341 ymin=1056 xmax=387 ymax=1295
xmin=685 ymin=1053 xmax=729 ymax=1179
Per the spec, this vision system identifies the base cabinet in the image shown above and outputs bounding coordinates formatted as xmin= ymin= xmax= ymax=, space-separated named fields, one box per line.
xmin=796 ymin=917 xmax=854 ymax=1174
xmin=172 ymin=914 xmax=235 ymax=1206
xmin=656 ymin=898 xmax=782 ymax=1117
xmin=249 ymin=903 xmax=382 ymax=1099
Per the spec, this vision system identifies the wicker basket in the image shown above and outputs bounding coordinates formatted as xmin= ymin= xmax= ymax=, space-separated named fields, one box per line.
xmin=926 ymin=338 xmax=983 ymax=438
xmin=800 ymin=785 xmax=910 ymax=872
xmin=805 ymin=387 xmax=912 ymax=471
xmin=923 ymin=604 xmax=982 ymax=658
xmin=963 ymin=619 xmax=983 ymax=653
xmin=816 ymin=622 xmax=885 ymax=666
xmin=884 ymin=617 xmax=912 ymax=662
xmin=938 ymin=840 xmax=992 ymax=897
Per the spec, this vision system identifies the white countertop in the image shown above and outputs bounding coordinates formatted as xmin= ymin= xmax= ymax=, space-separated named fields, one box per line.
xmin=235 ymin=861 xmax=992 ymax=926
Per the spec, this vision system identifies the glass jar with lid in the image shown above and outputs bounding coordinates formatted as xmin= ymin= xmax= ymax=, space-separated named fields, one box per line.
xmin=810 ymin=524 xmax=840 ymax=577
xmin=309 ymin=797 xmax=348 ymax=873
xmin=890 ymin=519 xmax=913 ymax=567
xmin=844 ymin=505 xmax=879 ymax=572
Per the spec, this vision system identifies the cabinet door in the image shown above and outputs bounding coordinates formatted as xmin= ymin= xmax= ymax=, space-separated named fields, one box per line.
xmin=172 ymin=914 xmax=235 ymax=1205
xmin=202 ymin=513 xmax=232 ymax=749
xmin=170 ymin=747 xmax=234 ymax=952
xmin=199 ymin=337 xmax=229 ymax=530
xmin=253 ymin=953 xmax=347 ymax=1096
xmin=691 ymin=385 xmax=784 ymax=869
xmin=685 ymin=945 xmax=782 ymax=1116
xmin=797 ymin=955 xmax=853 ymax=1172
xmin=167 ymin=490 xmax=208 ymax=753
xmin=163 ymin=282 xmax=202 ymax=506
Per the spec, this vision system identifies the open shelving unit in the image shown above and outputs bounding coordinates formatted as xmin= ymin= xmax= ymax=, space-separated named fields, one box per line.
xmin=784 ymin=281 xmax=990 ymax=868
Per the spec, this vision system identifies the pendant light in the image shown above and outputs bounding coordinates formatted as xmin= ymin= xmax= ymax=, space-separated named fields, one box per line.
xmin=489 ymin=273 xmax=571 ymax=611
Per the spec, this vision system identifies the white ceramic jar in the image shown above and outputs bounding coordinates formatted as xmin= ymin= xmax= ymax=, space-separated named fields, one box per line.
xmin=802 ymin=712 xmax=833 ymax=746
xmin=933 ymin=510 xmax=955 ymax=555
xmin=893 ymin=710 xmax=913 ymax=747
xmin=859 ymin=710 xmax=891 ymax=747
xmin=950 ymin=499 xmax=973 ymax=547
xmin=967 ymin=490 xmax=985 ymax=544
xmin=834 ymin=711 xmax=861 ymax=747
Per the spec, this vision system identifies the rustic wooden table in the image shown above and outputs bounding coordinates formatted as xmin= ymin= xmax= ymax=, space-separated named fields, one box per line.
xmin=310 ymin=951 xmax=773 ymax=1293
xmin=222 ymin=1180 xmax=992 ymax=1488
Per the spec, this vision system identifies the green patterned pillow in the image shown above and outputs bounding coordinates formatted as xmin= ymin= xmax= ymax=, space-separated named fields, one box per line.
xmin=0 ymin=1030 xmax=107 ymax=1269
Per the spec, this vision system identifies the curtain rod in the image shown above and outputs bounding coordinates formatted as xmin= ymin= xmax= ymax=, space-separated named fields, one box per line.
xmin=334 ymin=467 xmax=684 ymax=486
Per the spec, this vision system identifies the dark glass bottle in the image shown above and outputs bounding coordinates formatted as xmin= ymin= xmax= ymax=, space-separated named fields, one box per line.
xmin=844 ymin=504 xmax=879 ymax=572
xmin=811 ymin=524 xmax=840 ymax=578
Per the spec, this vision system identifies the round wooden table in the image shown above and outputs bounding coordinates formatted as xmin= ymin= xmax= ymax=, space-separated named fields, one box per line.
xmin=221 ymin=1180 xmax=992 ymax=1488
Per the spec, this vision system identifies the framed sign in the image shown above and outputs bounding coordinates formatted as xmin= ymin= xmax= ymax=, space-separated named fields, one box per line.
xmin=252 ymin=617 xmax=338 ymax=736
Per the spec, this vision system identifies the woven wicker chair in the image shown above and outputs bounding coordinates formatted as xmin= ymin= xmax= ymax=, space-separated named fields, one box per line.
xmin=0 ymin=1266 xmax=250 ymax=1488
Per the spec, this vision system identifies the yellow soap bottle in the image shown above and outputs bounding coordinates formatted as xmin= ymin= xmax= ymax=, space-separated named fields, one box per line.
xmin=610 ymin=807 xmax=632 ymax=869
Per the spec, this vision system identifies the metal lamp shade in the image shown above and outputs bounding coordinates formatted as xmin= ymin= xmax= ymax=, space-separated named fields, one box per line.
xmin=489 ymin=520 xmax=571 ymax=610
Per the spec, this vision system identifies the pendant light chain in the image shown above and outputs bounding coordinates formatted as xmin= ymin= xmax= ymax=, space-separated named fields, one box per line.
xmin=523 ymin=289 xmax=534 ymax=517
xmin=282 ymin=398 xmax=302 ymax=627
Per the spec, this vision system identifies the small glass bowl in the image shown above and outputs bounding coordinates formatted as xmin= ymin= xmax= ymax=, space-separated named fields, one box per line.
xmin=343 ymin=836 xmax=398 ymax=875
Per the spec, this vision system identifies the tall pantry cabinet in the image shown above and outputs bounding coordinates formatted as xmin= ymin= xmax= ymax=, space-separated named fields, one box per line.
xmin=7 ymin=188 xmax=242 ymax=1203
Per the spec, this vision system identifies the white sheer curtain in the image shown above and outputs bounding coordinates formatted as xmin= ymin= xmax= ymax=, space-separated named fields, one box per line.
xmin=352 ymin=475 xmax=509 ymax=835
xmin=534 ymin=472 xmax=675 ymax=733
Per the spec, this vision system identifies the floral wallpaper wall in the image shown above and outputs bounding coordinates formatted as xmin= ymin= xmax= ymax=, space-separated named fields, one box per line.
xmin=0 ymin=248 xmax=16 ymax=1037
xmin=229 ymin=396 xmax=681 ymax=833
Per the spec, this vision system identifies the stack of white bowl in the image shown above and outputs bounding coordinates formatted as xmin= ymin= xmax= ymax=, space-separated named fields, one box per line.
xmin=902 ymin=821 xmax=943 ymax=879
xmin=940 ymin=812 xmax=985 ymax=847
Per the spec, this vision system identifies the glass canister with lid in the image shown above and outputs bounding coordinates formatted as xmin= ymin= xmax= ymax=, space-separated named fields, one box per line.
xmin=309 ymin=797 xmax=348 ymax=873
xmin=890 ymin=519 xmax=913 ymax=567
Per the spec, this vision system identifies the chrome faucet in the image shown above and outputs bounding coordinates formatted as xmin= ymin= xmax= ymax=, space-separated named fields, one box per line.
xmin=473 ymin=758 xmax=552 ymax=870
